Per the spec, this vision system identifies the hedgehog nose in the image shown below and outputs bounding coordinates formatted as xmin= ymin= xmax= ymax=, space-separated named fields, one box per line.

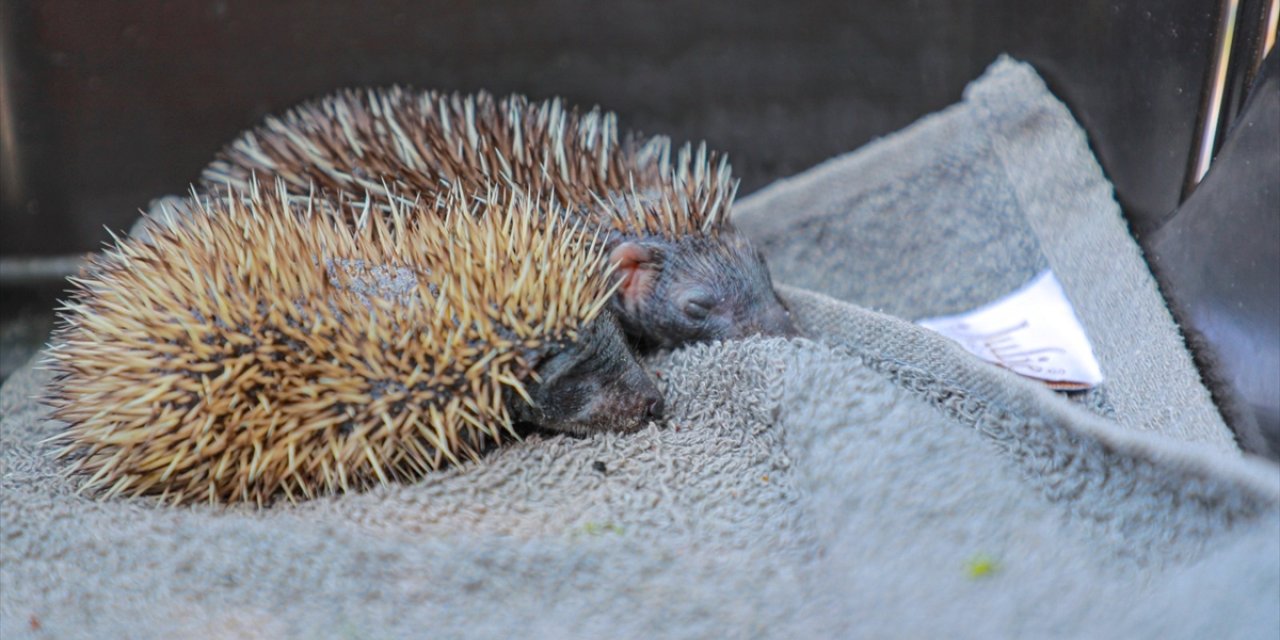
xmin=768 ymin=306 xmax=801 ymax=338
xmin=644 ymin=393 xmax=665 ymax=422
xmin=740 ymin=310 xmax=799 ymax=339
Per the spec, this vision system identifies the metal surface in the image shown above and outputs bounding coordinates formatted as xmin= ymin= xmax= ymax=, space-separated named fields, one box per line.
xmin=0 ymin=0 xmax=1218 ymax=257
xmin=1150 ymin=51 xmax=1280 ymax=458
xmin=0 ymin=255 xmax=84 ymax=285
xmin=1185 ymin=0 xmax=1237 ymax=193
xmin=1184 ymin=0 xmax=1280 ymax=198
xmin=1268 ymin=0 xmax=1280 ymax=50
xmin=0 ymin=1 xmax=24 ymax=218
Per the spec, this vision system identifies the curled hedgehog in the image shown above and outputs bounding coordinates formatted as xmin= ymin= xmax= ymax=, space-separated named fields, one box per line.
xmin=201 ymin=88 xmax=798 ymax=351
xmin=45 ymin=181 xmax=663 ymax=505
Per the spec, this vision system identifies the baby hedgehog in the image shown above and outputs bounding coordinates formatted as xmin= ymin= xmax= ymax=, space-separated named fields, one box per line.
xmin=45 ymin=181 xmax=663 ymax=505
xmin=201 ymin=88 xmax=797 ymax=351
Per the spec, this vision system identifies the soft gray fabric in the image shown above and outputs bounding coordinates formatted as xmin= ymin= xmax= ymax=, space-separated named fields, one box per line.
xmin=3 ymin=295 xmax=1278 ymax=639
xmin=4 ymin=57 xmax=1278 ymax=639
xmin=735 ymin=56 xmax=1232 ymax=450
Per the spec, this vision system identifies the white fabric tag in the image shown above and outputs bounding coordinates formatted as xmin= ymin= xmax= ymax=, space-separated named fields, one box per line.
xmin=917 ymin=270 xmax=1104 ymax=390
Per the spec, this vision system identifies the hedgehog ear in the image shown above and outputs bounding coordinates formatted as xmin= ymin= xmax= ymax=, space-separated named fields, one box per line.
xmin=609 ymin=242 xmax=661 ymax=312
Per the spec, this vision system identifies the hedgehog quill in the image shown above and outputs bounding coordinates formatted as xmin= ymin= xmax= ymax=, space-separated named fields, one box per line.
xmin=201 ymin=88 xmax=797 ymax=351
xmin=45 ymin=181 xmax=663 ymax=505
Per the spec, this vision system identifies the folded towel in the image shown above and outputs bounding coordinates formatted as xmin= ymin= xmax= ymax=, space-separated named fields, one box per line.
xmin=735 ymin=56 xmax=1233 ymax=450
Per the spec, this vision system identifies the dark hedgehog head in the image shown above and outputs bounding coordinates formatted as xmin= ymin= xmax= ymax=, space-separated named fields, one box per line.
xmin=600 ymin=143 xmax=799 ymax=351
xmin=509 ymin=310 xmax=663 ymax=435
xmin=609 ymin=229 xmax=795 ymax=351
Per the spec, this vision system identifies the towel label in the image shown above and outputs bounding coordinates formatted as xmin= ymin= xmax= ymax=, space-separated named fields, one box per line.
xmin=916 ymin=270 xmax=1104 ymax=390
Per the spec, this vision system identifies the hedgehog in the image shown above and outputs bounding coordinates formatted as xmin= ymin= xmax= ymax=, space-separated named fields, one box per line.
xmin=44 ymin=180 xmax=664 ymax=505
xmin=200 ymin=88 xmax=797 ymax=351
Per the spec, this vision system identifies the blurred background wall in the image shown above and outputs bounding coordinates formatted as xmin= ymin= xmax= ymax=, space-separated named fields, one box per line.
xmin=0 ymin=0 xmax=1221 ymax=256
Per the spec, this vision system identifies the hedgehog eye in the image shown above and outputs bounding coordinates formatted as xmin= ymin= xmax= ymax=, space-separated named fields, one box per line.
xmin=682 ymin=296 xmax=714 ymax=321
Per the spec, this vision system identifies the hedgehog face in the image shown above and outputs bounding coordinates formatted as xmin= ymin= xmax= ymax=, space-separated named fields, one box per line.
xmin=511 ymin=313 xmax=664 ymax=435
xmin=609 ymin=231 xmax=798 ymax=351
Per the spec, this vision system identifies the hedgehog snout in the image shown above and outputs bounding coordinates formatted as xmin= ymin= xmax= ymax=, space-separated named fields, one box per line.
xmin=642 ymin=387 xmax=665 ymax=422
xmin=758 ymin=303 xmax=800 ymax=339
xmin=606 ymin=370 xmax=665 ymax=426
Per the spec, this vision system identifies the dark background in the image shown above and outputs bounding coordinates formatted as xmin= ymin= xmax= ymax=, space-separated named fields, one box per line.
xmin=1 ymin=0 xmax=1219 ymax=256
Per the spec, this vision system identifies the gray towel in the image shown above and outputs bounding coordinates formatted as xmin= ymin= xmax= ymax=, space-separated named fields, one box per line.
xmin=2 ymin=57 xmax=1277 ymax=639
xmin=736 ymin=56 xmax=1231 ymax=449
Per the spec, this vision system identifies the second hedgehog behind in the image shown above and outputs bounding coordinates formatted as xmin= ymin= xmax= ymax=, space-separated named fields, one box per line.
xmin=201 ymin=88 xmax=798 ymax=351
xmin=46 ymin=182 xmax=663 ymax=505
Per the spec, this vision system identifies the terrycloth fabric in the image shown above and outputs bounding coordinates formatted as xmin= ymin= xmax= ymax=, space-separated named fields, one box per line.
xmin=3 ymin=57 xmax=1278 ymax=639
xmin=735 ymin=56 xmax=1233 ymax=450
xmin=3 ymin=295 xmax=1278 ymax=639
